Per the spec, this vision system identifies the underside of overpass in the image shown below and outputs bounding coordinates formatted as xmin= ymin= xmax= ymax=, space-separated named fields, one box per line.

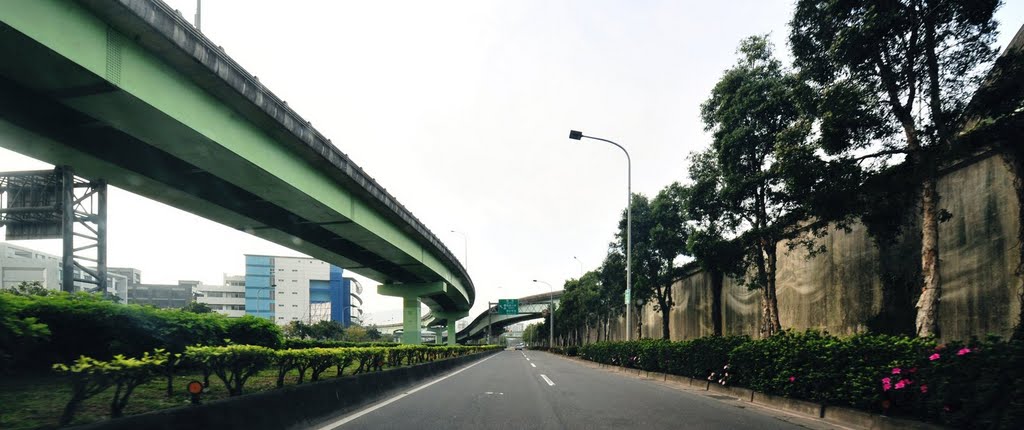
xmin=0 ymin=0 xmax=473 ymax=343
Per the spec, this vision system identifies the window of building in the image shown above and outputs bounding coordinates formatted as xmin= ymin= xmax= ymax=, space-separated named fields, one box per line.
xmin=292 ymin=292 xmax=298 ymax=294
xmin=278 ymin=304 xmax=284 ymax=307
xmin=292 ymin=305 xmax=298 ymax=307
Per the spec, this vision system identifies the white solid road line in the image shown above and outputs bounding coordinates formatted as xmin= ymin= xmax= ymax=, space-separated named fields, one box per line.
xmin=313 ymin=353 xmax=499 ymax=430
xmin=531 ymin=363 xmax=537 ymax=368
xmin=540 ymin=374 xmax=555 ymax=386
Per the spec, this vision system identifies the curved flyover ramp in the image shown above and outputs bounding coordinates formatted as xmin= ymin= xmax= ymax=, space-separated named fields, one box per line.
xmin=0 ymin=0 xmax=472 ymax=343
xmin=457 ymin=291 xmax=563 ymax=343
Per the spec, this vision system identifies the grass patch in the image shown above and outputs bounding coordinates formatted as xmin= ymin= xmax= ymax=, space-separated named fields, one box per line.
xmin=0 ymin=364 xmax=366 ymax=430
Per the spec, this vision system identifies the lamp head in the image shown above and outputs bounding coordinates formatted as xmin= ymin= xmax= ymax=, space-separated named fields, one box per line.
xmin=569 ymin=130 xmax=583 ymax=140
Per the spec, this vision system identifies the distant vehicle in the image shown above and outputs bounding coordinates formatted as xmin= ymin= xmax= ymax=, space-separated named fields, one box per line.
xmin=514 ymin=343 xmax=524 ymax=350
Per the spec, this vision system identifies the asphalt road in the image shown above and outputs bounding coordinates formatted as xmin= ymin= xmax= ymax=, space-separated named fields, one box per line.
xmin=311 ymin=350 xmax=845 ymax=430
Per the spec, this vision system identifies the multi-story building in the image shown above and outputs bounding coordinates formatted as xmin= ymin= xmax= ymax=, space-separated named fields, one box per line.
xmin=195 ymin=275 xmax=246 ymax=317
xmin=244 ymin=254 xmax=360 ymax=326
xmin=126 ymin=280 xmax=194 ymax=309
xmin=0 ymin=242 xmax=60 ymax=290
xmin=107 ymin=267 xmax=142 ymax=288
xmin=1 ymin=242 xmax=129 ymax=299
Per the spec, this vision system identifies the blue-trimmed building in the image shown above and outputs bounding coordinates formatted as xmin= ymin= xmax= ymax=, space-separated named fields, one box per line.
xmin=244 ymin=254 xmax=360 ymax=326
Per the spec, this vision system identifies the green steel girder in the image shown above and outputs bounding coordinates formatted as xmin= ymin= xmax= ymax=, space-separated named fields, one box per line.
xmin=0 ymin=0 xmax=473 ymax=312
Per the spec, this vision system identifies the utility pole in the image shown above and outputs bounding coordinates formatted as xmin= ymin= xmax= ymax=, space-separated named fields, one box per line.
xmin=195 ymin=0 xmax=202 ymax=32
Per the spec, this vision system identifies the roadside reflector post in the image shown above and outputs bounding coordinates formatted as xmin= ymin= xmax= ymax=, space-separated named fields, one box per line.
xmin=187 ymin=380 xmax=204 ymax=405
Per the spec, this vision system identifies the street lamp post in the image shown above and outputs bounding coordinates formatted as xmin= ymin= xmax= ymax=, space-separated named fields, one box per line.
xmin=573 ymin=256 xmax=583 ymax=277
xmin=569 ymin=130 xmax=632 ymax=341
xmin=449 ymin=230 xmax=468 ymax=270
xmin=533 ymin=280 xmax=554 ymax=348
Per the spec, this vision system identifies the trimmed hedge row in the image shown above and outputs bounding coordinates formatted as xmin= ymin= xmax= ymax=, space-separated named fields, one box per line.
xmin=53 ymin=344 xmax=502 ymax=425
xmin=577 ymin=331 xmax=1024 ymax=429
xmin=281 ymin=339 xmax=397 ymax=349
xmin=1 ymin=292 xmax=283 ymax=370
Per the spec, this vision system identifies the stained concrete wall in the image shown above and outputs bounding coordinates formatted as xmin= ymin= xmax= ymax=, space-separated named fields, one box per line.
xmin=581 ymin=152 xmax=1020 ymax=344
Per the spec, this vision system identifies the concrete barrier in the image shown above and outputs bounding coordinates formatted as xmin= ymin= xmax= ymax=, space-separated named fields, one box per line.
xmin=665 ymin=373 xmax=689 ymax=387
xmin=70 ymin=350 xmax=500 ymax=430
xmin=707 ymin=383 xmax=753 ymax=402
xmin=822 ymin=406 xmax=947 ymax=430
xmin=751 ymin=392 xmax=824 ymax=418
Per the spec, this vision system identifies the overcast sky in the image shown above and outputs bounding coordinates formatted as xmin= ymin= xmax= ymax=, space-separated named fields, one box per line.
xmin=1 ymin=0 xmax=1021 ymax=326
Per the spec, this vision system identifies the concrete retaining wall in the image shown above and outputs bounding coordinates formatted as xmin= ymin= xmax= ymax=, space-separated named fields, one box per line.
xmin=585 ymin=152 xmax=1021 ymax=342
xmin=70 ymin=350 xmax=500 ymax=430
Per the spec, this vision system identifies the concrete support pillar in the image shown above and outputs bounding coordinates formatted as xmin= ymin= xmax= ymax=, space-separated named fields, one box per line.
xmin=401 ymin=296 xmax=421 ymax=345
xmin=429 ymin=327 xmax=443 ymax=345
xmin=435 ymin=310 xmax=468 ymax=346
xmin=447 ymin=319 xmax=457 ymax=346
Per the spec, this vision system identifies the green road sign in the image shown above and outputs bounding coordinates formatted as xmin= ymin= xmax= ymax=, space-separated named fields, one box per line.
xmin=624 ymin=290 xmax=631 ymax=305
xmin=497 ymin=299 xmax=519 ymax=315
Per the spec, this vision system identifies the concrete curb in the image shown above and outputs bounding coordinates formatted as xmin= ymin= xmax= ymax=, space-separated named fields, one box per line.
xmin=547 ymin=353 xmax=948 ymax=430
xmin=69 ymin=350 xmax=501 ymax=430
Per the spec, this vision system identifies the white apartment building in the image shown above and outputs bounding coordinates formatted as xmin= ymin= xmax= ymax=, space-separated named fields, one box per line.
xmin=269 ymin=256 xmax=330 ymax=324
xmin=0 ymin=242 xmax=129 ymax=300
xmin=0 ymin=242 xmax=60 ymax=290
xmin=196 ymin=275 xmax=246 ymax=317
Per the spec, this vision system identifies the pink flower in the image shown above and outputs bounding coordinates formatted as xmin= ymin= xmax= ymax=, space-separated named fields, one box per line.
xmin=789 ymin=376 xmax=796 ymax=382
xmin=883 ymin=383 xmax=892 ymax=391
xmin=929 ymin=353 xmax=941 ymax=361
xmin=957 ymin=348 xmax=971 ymax=356
xmin=920 ymin=384 xmax=928 ymax=393
xmin=909 ymin=367 xmax=917 ymax=374
xmin=895 ymin=380 xmax=906 ymax=390
xmin=891 ymin=367 xmax=901 ymax=375
xmin=881 ymin=377 xmax=891 ymax=384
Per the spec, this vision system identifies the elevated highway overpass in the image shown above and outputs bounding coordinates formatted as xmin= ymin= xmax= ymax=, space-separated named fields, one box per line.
xmin=457 ymin=290 xmax=563 ymax=343
xmin=0 ymin=0 xmax=472 ymax=343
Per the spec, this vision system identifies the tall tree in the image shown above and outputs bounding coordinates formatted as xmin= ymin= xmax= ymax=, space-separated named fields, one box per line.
xmin=647 ymin=184 xmax=692 ymax=339
xmin=598 ymin=249 xmax=626 ymax=340
xmin=696 ymin=36 xmax=828 ymax=337
xmin=790 ymin=0 xmax=1001 ymax=337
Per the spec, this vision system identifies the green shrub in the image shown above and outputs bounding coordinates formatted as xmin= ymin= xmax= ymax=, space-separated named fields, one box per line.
xmin=662 ymin=335 xmax=750 ymax=378
xmin=185 ymin=345 xmax=275 ymax=396
xmin=52 ymin=349 xmax=168 ymax=425
xmin=0 ymin=293 xmax=49 ymax=371
xmin=281 ymin=338 xmax=397 ymax=349
xmin=878 ymin=336 xmax=1024 ymax=429
xmin=2 ymin=292 xmax=282 ymax=370
xmin=728 ymin=331 xmax=930 ymax=408
xmin=225 ymin=316 xmax=282 ymax=349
